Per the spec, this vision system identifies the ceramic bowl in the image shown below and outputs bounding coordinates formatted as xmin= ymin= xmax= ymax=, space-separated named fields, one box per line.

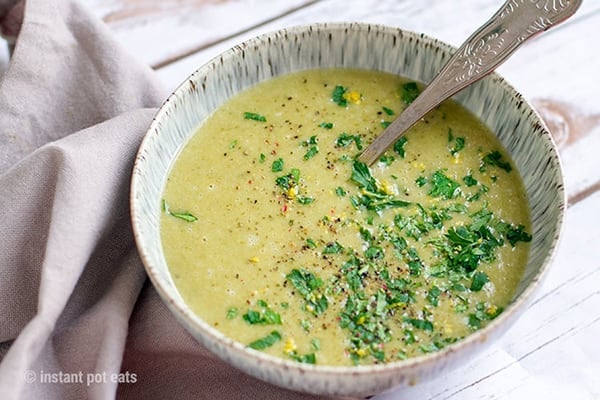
xmin=130 ymin=22 xmax=566 ymax=397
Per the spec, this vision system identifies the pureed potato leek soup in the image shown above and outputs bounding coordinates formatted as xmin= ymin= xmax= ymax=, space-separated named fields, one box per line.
xmin=161 ymin=69 xmax=532 ymax=366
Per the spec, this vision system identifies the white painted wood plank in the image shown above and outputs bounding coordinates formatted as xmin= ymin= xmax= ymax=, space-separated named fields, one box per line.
xmin=78 ymin=0 xmax=317 ymax=67
xmin=560 ymin=125 xmax=600 ymax=203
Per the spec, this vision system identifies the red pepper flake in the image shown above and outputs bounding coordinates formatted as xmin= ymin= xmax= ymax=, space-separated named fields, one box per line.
xmin=282 ymin=204 xmax=288 ymax=213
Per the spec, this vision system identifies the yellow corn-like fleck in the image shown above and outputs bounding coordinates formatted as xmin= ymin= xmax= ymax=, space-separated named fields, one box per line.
xmin=355 ymin=348 xmax=367 ymax=357
xmin=287 ymin=186 xmax=298 ymax=199
xmin=453 ymin=154 xmax=462 ymax=164
xmin=444 ymin=324 xmax=453 ymax=335
xmin=381 ymin=180 xmax=395 ymax=195
xmin=344 ymin=91 xmax=362 ymax=104
xmin=411 ymin=161 xmax=426 ymax=171
xmin=284 ymin=337 xmax=297 ymax=354
xmin=248 ymin=256 xmax=259 ymax=264
xmin=486 ymin=305 xmax=498 ymax=316
xmin=357 ymin=315 xmax=366 ymax=325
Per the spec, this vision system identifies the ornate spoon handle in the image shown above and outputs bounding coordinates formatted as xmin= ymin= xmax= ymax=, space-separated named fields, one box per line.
xmin=358 ymin=0 xmax=582 ymax=165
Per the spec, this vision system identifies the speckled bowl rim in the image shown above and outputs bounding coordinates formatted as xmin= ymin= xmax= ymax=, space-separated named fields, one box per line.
xmin=131 ymin=22 xmax=566 ymax=396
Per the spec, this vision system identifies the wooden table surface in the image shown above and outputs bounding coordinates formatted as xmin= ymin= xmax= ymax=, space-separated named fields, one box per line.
xmin=66 ymin=0 xmax=600 ymax=398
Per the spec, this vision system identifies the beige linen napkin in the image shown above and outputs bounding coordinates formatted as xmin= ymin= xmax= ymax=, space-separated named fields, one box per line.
xmin=0 ymin=1 xmax=333 ymax=399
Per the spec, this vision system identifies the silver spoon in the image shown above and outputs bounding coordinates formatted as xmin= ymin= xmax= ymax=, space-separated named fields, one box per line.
xmin=358 ymin=0 xmax=582 ymax=165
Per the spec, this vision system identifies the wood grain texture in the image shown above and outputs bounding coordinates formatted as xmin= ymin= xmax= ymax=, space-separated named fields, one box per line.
xmin=79 ymin=0 xmax=318 ymax=67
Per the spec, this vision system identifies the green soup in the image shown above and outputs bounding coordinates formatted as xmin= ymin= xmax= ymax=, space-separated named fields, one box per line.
xmin=161 ymin=69 xmax=531 ymax=366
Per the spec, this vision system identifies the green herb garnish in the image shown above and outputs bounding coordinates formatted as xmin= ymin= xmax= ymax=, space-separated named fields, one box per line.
xmin=463 ymin=174 xmax=478 ymax=187
xmin=481 ymin=150 xmax=512 ymax=173
xmin=404 ymin=317 xmax=434 ymax=332
xmin=351 ymin=161 xmax=379 ymax=193
xmin=271 ymin=157 xmax=284 ymax=172
xmin=504 ymin=224 xmax=532 ymax=246
xmin=286 ymin=269 xmax=328 ymax=315
xmin=244 ymin=111 xmax=267 ymax=122
xmin=428 ymin=170 xmax=461 ymax=199
xmin=288 ymin=351 xmax=317 ymax=364
xmin=162 ymin=199 xmax=198 ymax=222
xmin=335 ymin=133 xmax=363 ymax=150
xmin=382 ymin=106 xmax=395 ymax=116
xmin=393 ymin=136 xmax=408 ymax=158
xmin=332 ymin=85 xmax=348 ymax=107
xmin=226 ymin=307 xmax=239 ymax=320
xmin=450 ymin=136 xmax=466 ymax=156
xmin=323 ymin=241 xmax=344 ymax=254
xmin=248 ymin=330 xmax=282 ymax=350
xmin=427 ymin=286 xmax=442 ymax=307
xmin=400 ymin=82 xmax=420 ymax=105
xmin=243 ymin=300 xmax=282 ymax=325
xmin=470 ymin=271 xmax=489 ymax=291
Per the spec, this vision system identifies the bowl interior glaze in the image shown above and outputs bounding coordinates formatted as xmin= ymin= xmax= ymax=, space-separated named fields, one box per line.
xmin=130 ymin=22 xmax=565 ymax=397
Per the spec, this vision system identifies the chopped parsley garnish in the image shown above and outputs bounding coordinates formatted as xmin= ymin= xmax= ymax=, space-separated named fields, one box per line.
xmin=335 ymin=186 xmax=347 ymax=197
xmin=243 ymin=111 xmax=267 ymax=122
xmin=504 ymin=224 xmax=533 ymax=246
xmin=275 ymin=168 xmax=300 ymax=191
xmin=162 ymin=199 xmax=198 ymax=222
xmin=463 ymin=173 xmax=478 ymax=187
xmin=379 ymin=155 xmax=395 ymax=166
xmin=400 ymin=82 xmax=420 ymax=105
xmin=470 ymin=271 xmax=490 ymax=291
xmin=319 ymin=122 xmax=333 ymax=129
xmin=428 ymin=170 xmax=461 ymax=199
xmin=382 ymin=106 xmax=395 ymax=116
xmin=450 ymin=135 xmax=466 ymax=156
xmin=286 ymin=269 xmax=328 ymax=315
xmin=271 ymin=157 xmax=284 ymax=172
xmin=404 ymin=317 xmax=434 ymax=332
xmin=248 ymin=330 xmax=282 ymax=350
xmin=335 ymin=133 xmax=363 ymax=150
xmin=481 ymin=150 xmax=512 ymax=173
xmin=427 ymin=286 xmax=442 ymax=307
xmin=304 ymin=146 xmax=319 ymax=160
xmin=323 ymin=241 xmax=344 ymax=254
xmin=331 ymin=85 xmax=348 ymax=107
xmin=305 ymin=238 xmax=317 ymax=248
xmin=350 ymin=161 xmax=410 ymax=211
xmin=226 ymin=307 xmax=239 ymax=320
xmin=297 ymin=196 xmax=315 ymax=205
xmin=243 ymin=300 xmax=282 ymax=325
xmin=415 ymin=176 xmax=427 ymax=187
xmin=393 ymin=136 xmax=408 ymax=158
xmin=467 ymin=302 xmax=503 ymax=330
xmin=288 ymin=351 xmax=316 ymax=364
xmin=303 ymin=137 xmax=319 ymax=160
xmin=381 ymin=121 xmax=391 ymax=129
xmin=350 ymin=161 xmax=379 ymax=193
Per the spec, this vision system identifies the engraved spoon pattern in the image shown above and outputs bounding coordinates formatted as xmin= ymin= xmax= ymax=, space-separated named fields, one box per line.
xmin=358 ymin=0 xmax=583 ymax=165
